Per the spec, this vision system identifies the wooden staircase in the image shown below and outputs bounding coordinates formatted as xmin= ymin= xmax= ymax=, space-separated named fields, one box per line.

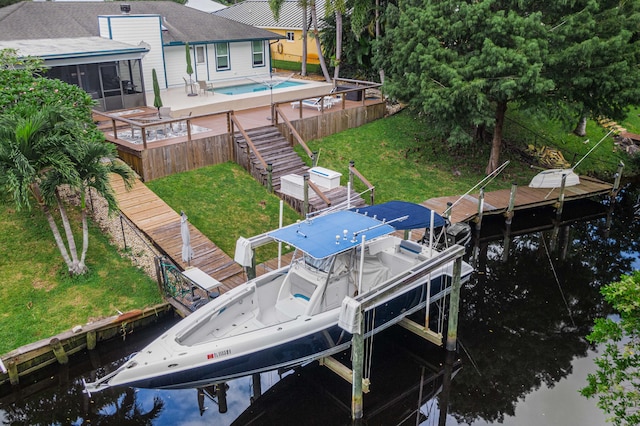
xmin=234 ymin=125 xmax=367 ymax=213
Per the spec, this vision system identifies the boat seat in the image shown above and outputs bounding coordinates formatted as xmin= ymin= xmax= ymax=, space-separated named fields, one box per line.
xmin=399 ymin=240 xmax=423 ymax=257
xmin=367 ymin=236 xmax=395 ymax=255
xmin=275 ymin=267 xmax=318 ymax=319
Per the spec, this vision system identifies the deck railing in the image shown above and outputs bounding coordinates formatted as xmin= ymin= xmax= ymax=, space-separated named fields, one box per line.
xmin=273 ymin=104 xmax=316 ymax=165
xmin=349 ymin=161 xmax=375 ymax=205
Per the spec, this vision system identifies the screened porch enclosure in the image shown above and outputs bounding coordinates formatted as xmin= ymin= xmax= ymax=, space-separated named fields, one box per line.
xmin=46 ymin=59 xmax=146 ymax=111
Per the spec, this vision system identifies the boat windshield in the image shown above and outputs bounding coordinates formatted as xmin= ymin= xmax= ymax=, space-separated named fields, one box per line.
xmin=303 ymin=253 xmax=333 ymax=273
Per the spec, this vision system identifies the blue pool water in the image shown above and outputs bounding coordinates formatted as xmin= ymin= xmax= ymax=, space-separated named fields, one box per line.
xmin=216 ymin=80 xmax=305 ymax=95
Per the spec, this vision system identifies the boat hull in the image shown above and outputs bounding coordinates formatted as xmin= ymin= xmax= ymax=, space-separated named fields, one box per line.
xmin=111 ymin=273 xmax=463 ymax=390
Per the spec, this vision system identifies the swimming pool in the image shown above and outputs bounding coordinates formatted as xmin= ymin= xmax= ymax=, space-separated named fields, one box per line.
xmin=216 ymin=80 xmax=305 ymax=95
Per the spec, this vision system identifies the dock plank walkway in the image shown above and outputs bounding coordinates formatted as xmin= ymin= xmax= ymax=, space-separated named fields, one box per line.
xmin=109 ymin=175 xmax=245 ymax=293
xmin=422 ymin=175 xmax=614 ymax=224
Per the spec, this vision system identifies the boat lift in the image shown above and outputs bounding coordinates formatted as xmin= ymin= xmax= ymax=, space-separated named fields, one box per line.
xmin=336 ymin=244 xmax=466 ymax=420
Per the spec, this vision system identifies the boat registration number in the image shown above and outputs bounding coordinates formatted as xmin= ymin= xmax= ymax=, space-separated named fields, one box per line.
xmin=207 ymin=349 xmax=231 ymax=360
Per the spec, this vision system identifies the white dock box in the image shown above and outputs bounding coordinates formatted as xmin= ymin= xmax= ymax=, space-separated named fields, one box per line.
xmin=280 ymin=174 xmax=305 ymax=200
xmin=309 ymin=167 xmax=342 ymax=189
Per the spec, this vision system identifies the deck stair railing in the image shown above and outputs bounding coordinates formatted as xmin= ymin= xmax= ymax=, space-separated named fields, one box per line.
xmin=230 ymin=113 xmax=268 ymax=178
xmin=349 ymin=161 xmax=375 ymax=205
xmin=273 ymin=105 xmax=317 ymax=166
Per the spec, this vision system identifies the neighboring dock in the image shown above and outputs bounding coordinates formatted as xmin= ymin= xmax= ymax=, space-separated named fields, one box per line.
xmin=422 ymin=175 xmax=616 ymax=224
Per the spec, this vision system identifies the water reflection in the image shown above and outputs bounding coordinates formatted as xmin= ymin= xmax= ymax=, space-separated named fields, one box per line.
xmin=2 ymin=184 xmax=640 ymax=425
xmin=0 ymin=321 xmax=457 ymax=425
xmin=447 ymin=184 xmax=640 ymax=425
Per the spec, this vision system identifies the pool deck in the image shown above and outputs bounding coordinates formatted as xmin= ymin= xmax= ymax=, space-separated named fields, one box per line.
xmin=147 ymin=74 xmax=334 ymax=117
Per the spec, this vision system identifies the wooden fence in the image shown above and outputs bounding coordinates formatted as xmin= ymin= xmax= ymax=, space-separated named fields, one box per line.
xmin=114 ymin=103 xmax=385 ymax=182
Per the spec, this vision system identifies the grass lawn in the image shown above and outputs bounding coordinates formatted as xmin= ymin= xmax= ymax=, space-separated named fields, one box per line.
xmin=0 ymin=198 xmax=162 ymax=355
xmin=146 ymin=162 xmax=301 ymax=264
xmin=2 ymin=106 xmax=635 ymax=356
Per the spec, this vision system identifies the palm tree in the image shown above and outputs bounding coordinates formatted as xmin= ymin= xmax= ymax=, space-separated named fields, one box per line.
xmin=269 ymin=0 xmax=331 ymax=82
xmin=0 ymin=105 xmax=133 ymax=275
xmin=327 ymin=0 xmax=347 ymax=79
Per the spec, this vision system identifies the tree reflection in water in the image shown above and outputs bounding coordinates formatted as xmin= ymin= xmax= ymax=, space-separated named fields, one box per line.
xmin=447 ymin=184 xmax=640 ymax=424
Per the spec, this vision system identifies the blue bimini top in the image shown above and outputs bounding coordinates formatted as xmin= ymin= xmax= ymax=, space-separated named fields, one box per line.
xmin=268 ymin=210 xmax=395 ymax=259
xmin=351 ymin=201 xmax=446 ymax=230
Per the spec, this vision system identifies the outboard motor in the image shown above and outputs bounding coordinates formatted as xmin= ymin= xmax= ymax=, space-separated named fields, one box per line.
xmin=420 ymin=220 xmax=471 ymax=250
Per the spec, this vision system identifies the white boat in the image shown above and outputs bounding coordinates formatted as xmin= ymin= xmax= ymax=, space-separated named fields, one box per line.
xmin=86 ymin=201 xmax=473 ymax=391
xmin=528 ymin=130 xmax=614 ymax=189
xmin=528 ymin=168 xmax=580 ymax=188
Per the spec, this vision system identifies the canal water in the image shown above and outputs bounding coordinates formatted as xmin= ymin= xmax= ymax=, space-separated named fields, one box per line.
xmin=1 ymin=184 xmax=639 ymax=425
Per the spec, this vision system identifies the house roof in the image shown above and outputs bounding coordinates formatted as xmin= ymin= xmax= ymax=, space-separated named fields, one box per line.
xmin=213 ymin=0 xmax=327 ymax=30
xmin=0 ymin=37 xmax=148 ymax=65
xmin=0 ymin=1 xmax=283 ymax=44
xmin=185 ymin=0 xmax=227 ymax=13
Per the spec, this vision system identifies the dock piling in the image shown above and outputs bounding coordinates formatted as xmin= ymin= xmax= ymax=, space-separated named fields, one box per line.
xmin=445 ymin=258 xmax=463 ymax=352
xmin=217 ymin=382 xmax=228 ymax=413
xmin=8 ymin=360 xmax=18 ymax=385
xmin=252 ymin=373 xmax=262 ymax=400
xmin=86 ymin=331 xmax=97 ymax=351
xmin=612 ymin=161 xmax=624 ymax=197
xmin=555 ymin=174 xmax=567 ymax=221
xmin=475 ymin=188 xmax=485 ymax=231
xmin=505 ymin=183 xmax=518 ymax=225
xmin=351 ymin=326 xmax=364 ymax=420
xmin=50 ymin=338 xmax=69 ymax=365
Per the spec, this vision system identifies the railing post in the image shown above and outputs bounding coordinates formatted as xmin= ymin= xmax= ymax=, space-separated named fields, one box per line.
xmin=349 ymin=160 xmax=355 ymax=188
xmin=312 ymin=151 xmax=318 ymax=167
xmin=303 ymin=173 xmax=310 ymax=216
xmin=267 ymin=163 xmax=273 ymax=193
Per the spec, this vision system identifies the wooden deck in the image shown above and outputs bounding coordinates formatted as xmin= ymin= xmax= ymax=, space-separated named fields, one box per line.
xmin=422 ymin=175 xmax=614 ymax=224
xmin=109 ymin=175 xmax=245 ymax=293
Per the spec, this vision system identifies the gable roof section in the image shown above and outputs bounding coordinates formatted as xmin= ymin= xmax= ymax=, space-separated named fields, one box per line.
xmin=0 ymin=1 xmax=283 ymax=44
xmin=213 ymin=0 xmax=327 ymax=30
xmin=0 ymin=37 xmax=148 ymax=65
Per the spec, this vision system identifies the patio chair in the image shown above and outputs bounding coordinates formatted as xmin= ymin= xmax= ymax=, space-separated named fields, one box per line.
xmin=290 ymin=97 xmax=331 ymax=111
xmin=197 ymin=80 xmax=209 ymax=96
xmin=183 ymin=77 xmax=196 ymax=94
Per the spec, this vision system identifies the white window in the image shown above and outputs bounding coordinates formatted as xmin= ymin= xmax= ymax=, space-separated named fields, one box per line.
xmin=216 ymin=43 xmax=230 ymax=71
xmin=196 ymin=46 xmax=205 ymax=64
xmin=286 ymin=31 xmax=295 ymax=41
xmin=252 ymin=41 xmax=264 ymax=67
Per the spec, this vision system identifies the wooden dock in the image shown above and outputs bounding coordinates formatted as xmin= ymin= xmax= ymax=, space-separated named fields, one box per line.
xmin=422 ymin=175 xmax=614 ymax=224
xmin=109 ymin=175 xmax=246 ymax=292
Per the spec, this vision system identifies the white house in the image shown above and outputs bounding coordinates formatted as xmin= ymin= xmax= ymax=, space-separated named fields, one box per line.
xmin=0 ymin=1 xmax=284 ymax=111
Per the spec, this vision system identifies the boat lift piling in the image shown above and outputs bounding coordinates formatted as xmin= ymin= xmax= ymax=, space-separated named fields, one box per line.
xmin=337 ymin=245 xmax=466 ymax=420
xmin=550 ymin=174 xmax=568 ymax=251
xmin=501 ymin=183 xmax=518 ymax=262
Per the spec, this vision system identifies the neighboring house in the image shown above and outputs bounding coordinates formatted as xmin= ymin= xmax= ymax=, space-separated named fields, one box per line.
xmin=213 ymin=0 xmax=326 ymax=66
xmin=185 ymin=0 xmax=227 ymax=13
xmin=0 ymin=1 xmax=283 ymax=111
